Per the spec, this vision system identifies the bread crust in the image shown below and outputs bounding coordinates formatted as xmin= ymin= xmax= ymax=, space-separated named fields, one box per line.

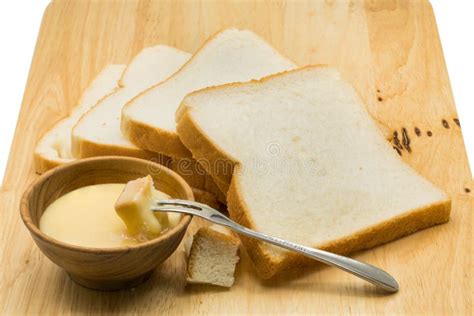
xmin=191 ymin=188 xmax=221 ymax=210
xmin=121 ymin=113 xmax=192 ymax=158
xmin=213 ymin=177 xmax=229 ymax=197
xmin=228 ymin=171 xmax=450 ymax=278
xmin=169 ymin=157 xmax=227 ymax=203
xmin=176 ymin=66 xmax=452 ymax=279
xmin=206 ymin=176 xmax=227 ymax=204
xmin=176 ymin=112 xmax=236 ymax=187
xmin=33 ymin=153 xmax=69 ymax=174
xmin=192 ymin=226 xmax=241 ymax=250
xmin=119 ymin=83 xmax=229 ymax=203
xmin=71 ymin=132 xmax=167 ymax=161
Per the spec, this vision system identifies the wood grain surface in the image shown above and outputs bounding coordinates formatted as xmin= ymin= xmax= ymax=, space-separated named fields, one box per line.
xmin=1 ymin=0 xmax=472 ymax=314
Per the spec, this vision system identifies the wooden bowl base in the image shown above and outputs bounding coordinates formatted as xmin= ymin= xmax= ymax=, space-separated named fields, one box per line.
xmin=68 ymin=270 xmax=154 ymax=291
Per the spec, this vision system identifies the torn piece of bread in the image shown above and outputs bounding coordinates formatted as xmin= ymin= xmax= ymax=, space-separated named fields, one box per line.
xmin=34 ymin=65 xmax=125 ymax=173
xmin=176 ymin=66 xmax=451 ymax=279
xmin=186 ymin=225 xmax=240 ymax=287
xmin=72 ymin=45 xmax=190 ymax=159
xmin=115 ymin=175 xmax=181 ymax=241
xmin=121 ymin=28 xmax=296 ymax=159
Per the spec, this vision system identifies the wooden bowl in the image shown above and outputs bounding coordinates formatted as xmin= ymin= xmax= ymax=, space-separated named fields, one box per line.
xmin=20 ymin=156 xmax=193 ymax=291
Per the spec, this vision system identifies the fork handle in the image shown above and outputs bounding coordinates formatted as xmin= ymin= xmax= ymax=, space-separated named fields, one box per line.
xmin=153 ymin=201 xmax=399 ymax=292
xmin=231 ymin=222 xmax=398 ymax=292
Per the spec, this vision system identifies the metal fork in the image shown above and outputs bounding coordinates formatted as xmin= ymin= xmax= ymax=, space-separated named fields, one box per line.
xmin=152 ymin=199 xmax=399 ymax=293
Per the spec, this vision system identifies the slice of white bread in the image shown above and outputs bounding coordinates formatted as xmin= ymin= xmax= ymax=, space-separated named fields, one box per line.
xmin=176 ymin=66 xmax=451 ymax=279
xmin=121 ymin=28 xmax=296 ymax=158
xmin=186 ymin=225 xmax=240 ymax=287
xmin=72 ymin=45 xmax=191 ymax=160
xmin=34 ymin=65 xmax=125 ymax=173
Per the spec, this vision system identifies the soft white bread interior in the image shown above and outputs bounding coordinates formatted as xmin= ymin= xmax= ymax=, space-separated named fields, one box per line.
xmin=34 ymin=65 xmax=125 ymax=173
xmin=186 ymin=225 xmax=240 ymax=287
xmin=71 ymin=45 xmax=190 ymax=159
xmin=121 ymin=28 xmax=296 ymax=158
xmin=176 ymin=66 xmax=451 ymax=279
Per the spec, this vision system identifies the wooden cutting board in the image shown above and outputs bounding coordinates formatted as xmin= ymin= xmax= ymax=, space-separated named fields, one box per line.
xmin=1 ymin=0 xmax=472 ymax=314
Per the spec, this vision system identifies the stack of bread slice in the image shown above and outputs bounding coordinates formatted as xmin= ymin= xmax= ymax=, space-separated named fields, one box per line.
xmin=72 ymin=45 xmax=190 ymax=161
xmin=121 ymin=29 xmax=296 ymax=201
xmin=35 ymin=45 xmax=189 ymax=172
xmin=34 ymin=45 xmax=218 ymax=206
xmin=121 ymin=29 xmax=296 ymax=159
xmin=35 ymin=29 xmax=295 ymax=207
xmin=35 ymin=28 xmax=450 ymax=280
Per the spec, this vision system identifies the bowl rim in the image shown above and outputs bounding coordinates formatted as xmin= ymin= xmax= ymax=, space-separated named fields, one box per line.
xmin=20 ymin=156 xmax=194 ymax=254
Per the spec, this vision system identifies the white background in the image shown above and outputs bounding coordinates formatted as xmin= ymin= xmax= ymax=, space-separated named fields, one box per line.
xmin=0 ymin=1 xmax=472 ymax=184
